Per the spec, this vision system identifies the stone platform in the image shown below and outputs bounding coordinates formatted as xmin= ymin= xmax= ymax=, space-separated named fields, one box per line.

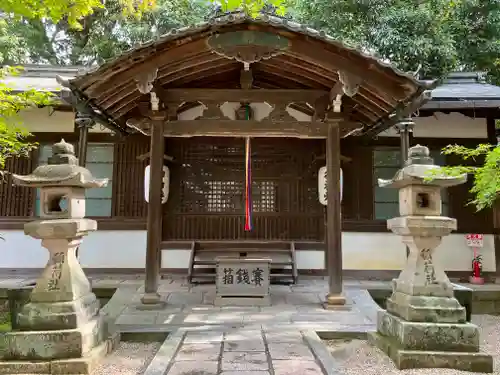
xmin=0 ymin=275 xmax=497 ymax=375
xmin=368 ymin=330 xmax=493 ymax=373
xmin=0 ymin=330 xmax=119 ymax=375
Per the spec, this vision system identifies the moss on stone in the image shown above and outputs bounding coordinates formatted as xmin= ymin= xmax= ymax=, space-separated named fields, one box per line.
xmin=0 ymin=312 xmax=11 ymax=332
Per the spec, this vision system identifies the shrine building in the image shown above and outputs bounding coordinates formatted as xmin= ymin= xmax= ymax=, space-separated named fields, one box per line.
xmin=1 ymin=14 xmax=500 ymax=300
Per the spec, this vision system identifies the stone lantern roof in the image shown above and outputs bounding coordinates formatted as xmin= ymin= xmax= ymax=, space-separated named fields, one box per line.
xmin=11 ymin=139 xmax=108 ymax=188
xmin=378 ymin=144 xmax=467 ymax=189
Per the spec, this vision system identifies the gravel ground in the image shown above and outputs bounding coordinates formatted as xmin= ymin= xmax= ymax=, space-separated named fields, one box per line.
xmin=92 ymin=341 xmax=162 ymax=375
xmin=326 ymin=314 xmax=500 ymax=375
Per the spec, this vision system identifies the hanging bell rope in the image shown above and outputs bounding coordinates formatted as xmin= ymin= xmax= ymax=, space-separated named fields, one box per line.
xmin=244 ymin=104 xmax=253 ymax=232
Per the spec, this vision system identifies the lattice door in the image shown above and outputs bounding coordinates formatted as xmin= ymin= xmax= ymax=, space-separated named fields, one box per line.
xmin=163 ymin=137 xmax=324 ymax=241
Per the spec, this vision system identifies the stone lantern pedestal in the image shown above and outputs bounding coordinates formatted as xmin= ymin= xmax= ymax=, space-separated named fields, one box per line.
xmin=368 ymin=145 xmax=493 ymax=373
xmin=0 ymin=140 xmax=119 ymax=374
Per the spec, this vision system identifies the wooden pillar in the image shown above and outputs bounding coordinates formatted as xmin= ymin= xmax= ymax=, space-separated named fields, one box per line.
xmin=395 ymin=117 xmax=414 ymax=167
xmin=75 ymin=114 xmax=94 ymax=167
xmin=325 ymin=121 xmax=345 ymax=307
xmin=395 ymin=117 xmax=414 ymax=258
xmin=487 ymin=117 xmax=500 ymax=280
xmin=141 ymin=118 xmax=165 ymax=305
xmin=75 ymin=114 xmax=94 ymax=259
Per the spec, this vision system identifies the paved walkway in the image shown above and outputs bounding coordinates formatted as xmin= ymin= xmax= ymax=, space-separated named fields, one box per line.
xmin=157 ymin=328 xmax=325 ymax=375
xmin=0 ymin=275 xmax=485 ymax=374
xmin=94 ymin=277 xmax=381 ymax=374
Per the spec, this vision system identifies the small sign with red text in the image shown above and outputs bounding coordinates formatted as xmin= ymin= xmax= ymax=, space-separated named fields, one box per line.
xmin=465 ymin=234 xmax=484 ymax=248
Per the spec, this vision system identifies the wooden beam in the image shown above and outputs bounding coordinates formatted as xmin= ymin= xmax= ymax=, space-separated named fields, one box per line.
xmin=126 ymin=118 xmax=362 ymax=138
xmin=164 ymin=120 xmax=330 ymax=138
xmin=157 ymin=88 xmax=328 ymax=104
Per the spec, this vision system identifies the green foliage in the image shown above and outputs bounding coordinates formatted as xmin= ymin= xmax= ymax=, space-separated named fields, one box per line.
xmin=0 ymin=0 xmax=155 ymax=29
xmin=291 ymin=0 xmax=500 ymax=80
xmin=0 ymin=0 xmax=209 ymax=65
xmin=0 ymin=0 xmax=157 ymax=176
xmin=436 ymin=144 xmax=500 ymax=211
xmin=0 ymin=0 xmax=103 ymax=29
xmin=0 ymin=311 xmax=11 ymax=332
xmin=0 ymin=67 xmax=54 ymax=169
xmin=218 ymin=0 xmax=286 ymax=17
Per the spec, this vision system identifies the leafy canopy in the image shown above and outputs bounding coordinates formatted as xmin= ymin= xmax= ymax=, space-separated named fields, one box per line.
xmin=0 ymin=67 xmax=54 ymax=170
xmin=436 ymin=144 xmax=500 ymax=211
xmin=0 ymin=0 xmax=156 ymax=170
xmin=1 ymin=0 xmax=155 ymax=29
xmin=219 ymin=0 xmax=285 ymax=17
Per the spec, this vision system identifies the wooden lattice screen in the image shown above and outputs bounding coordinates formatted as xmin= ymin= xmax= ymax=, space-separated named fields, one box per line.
xmin=163 ymin=137 xmax=325 ymax=241
xmin=112 ymin=135 xmax=150 ymax=218
xmin=0 ymin=155 xmax=35 ymax=216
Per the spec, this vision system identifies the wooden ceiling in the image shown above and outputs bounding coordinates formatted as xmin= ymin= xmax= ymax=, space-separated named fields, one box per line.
xmin=67 ymin=14 xmax=429 ymax=135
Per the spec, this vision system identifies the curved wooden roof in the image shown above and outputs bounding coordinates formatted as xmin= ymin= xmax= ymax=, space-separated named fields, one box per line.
xmin=66 ymin=13 xmax=431 ymax=135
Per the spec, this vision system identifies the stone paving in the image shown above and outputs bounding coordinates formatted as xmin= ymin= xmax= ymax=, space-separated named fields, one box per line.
xmin=168 ymin=328 xmax=324 ymax=375
xmin=98 ymin=276 xmax=381 ymax=375
xmin=0 ymin=275 xmax=485 ymax=375
xmin=93 ymin=277 xmax=382 ymax=336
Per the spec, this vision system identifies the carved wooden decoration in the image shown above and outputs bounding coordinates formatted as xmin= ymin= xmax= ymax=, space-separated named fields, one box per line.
xmin=332 ymin=94 xmax=342 ymax=113
xmin=199 ymin=103 xmax=223 ymax=120
xmin=312 ymin=94 xmax=331 ymax=122
xmin=137 ymin=93 xmax=168 ymax=121
xmin=268 ymin=103 xmax=296 ymax=122
xmin=150 ymin=91 xmax=160 ymax=111
xmin=235 ymin=103 xmax=253 ymax=120
xmin=207 ymin=30 xmax=290 ymax=64
xmin=166 ymin=103 xmax=179 ymax=120
xmin=135 ymin=69 xmax=158 ymax=94
xmin=338 ymin=71 xmax=361 ymax=97
xmin=240 ymin=68 xmax=253 ymax=89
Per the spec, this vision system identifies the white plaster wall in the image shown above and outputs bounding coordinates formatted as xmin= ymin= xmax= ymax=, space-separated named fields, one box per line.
xmin=378 ymin=112 xmax=487 ymax=139
xmin=18 ymin=108 xmax=74 ymax=133
xmin=18 ymin=108 xmax=112 ymax=134
xmin=0 ymin=230 xmax=493 ymax=273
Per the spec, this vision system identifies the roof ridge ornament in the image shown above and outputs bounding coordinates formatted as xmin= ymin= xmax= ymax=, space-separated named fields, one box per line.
xmin=207 ymin=30 xmax=290 ymax=65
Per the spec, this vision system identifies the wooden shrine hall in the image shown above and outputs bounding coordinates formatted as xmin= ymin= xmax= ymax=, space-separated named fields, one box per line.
xmin=57 ymin=12 xmax=433 ymax=307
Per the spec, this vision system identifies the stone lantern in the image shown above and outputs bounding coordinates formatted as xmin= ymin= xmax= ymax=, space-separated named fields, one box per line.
xmin=368 ymin=145 xmax=493 ymax=373
xmin=0 ymin=140 xmax=118 ymax=374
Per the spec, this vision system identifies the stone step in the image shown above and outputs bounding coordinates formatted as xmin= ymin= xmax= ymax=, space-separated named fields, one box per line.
xmin=368 ymin=332 xmax=493 ymax=373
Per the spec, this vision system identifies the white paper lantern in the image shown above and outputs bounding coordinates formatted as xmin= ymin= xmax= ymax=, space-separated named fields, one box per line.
xmin=144 ymin=165 xmax=170 ymax=204
xmin=318 ymin=166 xmax=343 ymax=206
